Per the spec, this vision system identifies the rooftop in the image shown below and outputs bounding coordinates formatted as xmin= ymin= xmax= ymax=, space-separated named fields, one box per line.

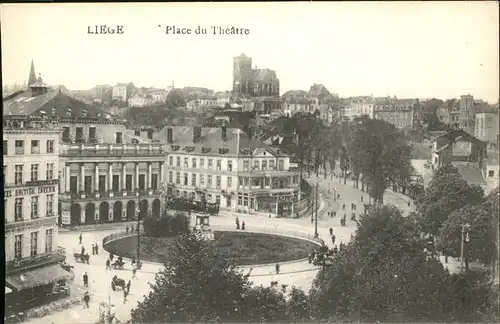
xmin=156 ymin=126 xmax=288 ymax=157
xmin=307 ymin=84 xmax=330 ymax=99
xmin=451 ymin=161 xmax=486 ymax=186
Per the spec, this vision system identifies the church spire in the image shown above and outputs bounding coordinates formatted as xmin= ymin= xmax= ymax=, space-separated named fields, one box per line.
xmin=28 ymin=59 xmax=37 ymax=86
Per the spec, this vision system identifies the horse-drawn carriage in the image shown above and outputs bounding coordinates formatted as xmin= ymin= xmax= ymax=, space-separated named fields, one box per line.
xmin=73 ymin=248 xmax=90 ymax=264
xmin=111 ymin=275 xmax=126 ymax=291
xmin=111 ymin=256 xmax=125 ymax=270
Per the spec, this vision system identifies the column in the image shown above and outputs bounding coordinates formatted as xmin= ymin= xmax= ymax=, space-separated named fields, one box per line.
xmin=135 ymin=163 xmax=139 ymax=190
xmin=65 ymin=164 xmax=70 ymax=193
xmin=79 ymin=205 xmax=85 ymax=224
xmin=94 ymin=164 xmax=99 ymax=192
xmin=159 ymin=162 xmax=165 ymax=185
xmin=108 ymin=163 xmax=113 ymax=191
xmin=122 ymin=163 xmax=127 ymax=191
xmin=275 ymin=196 xmax=279 ymax=215
xmin=79 ymin=163 xmax=85 ymax=192
xmin=147 ymin=162 xmax=152 ymax=189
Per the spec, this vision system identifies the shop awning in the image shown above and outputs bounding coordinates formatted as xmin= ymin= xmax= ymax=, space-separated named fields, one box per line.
xmin=6 ymin=264 xmax=71 ymax=292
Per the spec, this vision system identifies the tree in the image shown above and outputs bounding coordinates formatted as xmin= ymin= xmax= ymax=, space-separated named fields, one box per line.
xmin=415 ymin=165 xmax=484 ymax=240
xmin=435 ymin=204 xmax=497 ymax=270
xmin=347 ymin=118 xmax=412 ymax=203
xmin=485 ymin=187 xmax=500 ymax=277
xmin=309 ymin=205 xmax=452 ymax=322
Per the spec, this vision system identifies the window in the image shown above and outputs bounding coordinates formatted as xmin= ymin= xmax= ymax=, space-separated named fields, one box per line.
xmin=228 ymin=160 xmax=232 ymax=171
xmin=31 ymin=140 xmax=40 ymax=154
xmin=278 ymin=160 xmax=284 ymax=171
xmin=200 ymin=174 xmax=205 ymax=186
xmin=169 ymin=171 xmax=173 ymax=183
xmin=243 ymin=196 xmax=249 ymax=206
xmin=227 ymin=177 xmax=232 ymax=189
xmin=31 ymin=196 xmax=39 ymax=219
xmin=489 ymin=170 xmax=495 ymax=177
xmin=3 ymin=140 xmax=7 ymax=155
xmin=239 ymin=177 xmax=243 ymax=187
xmin=147 ymin=129 xmax=154 ymax=140
xmin=176 ymin=172 xmax=180 ymax=184
xmin=216 ymin=195 xmax=220 ymax=205
xmin=184 ymin=173 xmax=188 ymax=185
xmin=89 ymin=127 xmax=96 ymax=139
xmin=217 ymin=160 xmax=221 ymax=171
xmin=253 ymin=160 xmax=259 ymax=170
xmin=45 ymin=229 xmax=53 ymax=252
xmin=192 ymin=173 xmax=197 ymax=186
xmin=116 ymin=132 xmax=123 ymax=144
xmin=15 ymin=198 xmax=23 ymax=221
xmin=238 ymin=195 xmax=242 ymax=205
xmin=192 ymin=158 xmax=197 ymax=168
xmin=270 ymin=160 xmax=275 ymax=169
xmin=176 ymin=157 xmax=181 ymax=167
xmin=169 ymin=156 xmax=173 ymax=166
xmin=15 ymin=140 xmax=24 ymax=155
xmin=15 ymin=235 xmax=23 ymax=259
xmin=31 ymin=164 xmax=39 ymax=182
xmin=226 ymin=197 xmax=232 ymax=207
xmin=30 ymin=232 xmax=38 ymax=257
xmin=243 ymin=160 xmax=249 ymax=171
xmin=216 ymin=176 xmax=221 ymax=189
xmin=262 ymin=160 xmax=267 ymax=170
xmin=208 ymin=175 xmax=212 ymax=187
xmin=184 ymin=157 xmax=189 ymax=168
xmin=200 ymin=159 xmax=204 ymax=168
xmin=46 ymin=194 xmax=54 ymax=216
xmin=46 ymin=140 xmax=55 ymax=153
xmin=134 ymin=130 xmax=141 ymax=137
xmin=208 ymin=159 xmax=213 ymax=169
xmin=46 ymin=163 xmax=54 ymax=180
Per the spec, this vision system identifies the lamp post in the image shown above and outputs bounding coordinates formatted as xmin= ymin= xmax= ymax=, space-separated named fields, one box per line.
xmin=460 ymin=223 xmax=470 ymax=272
xmin=135 ymin=191 xmax=141 ymax=264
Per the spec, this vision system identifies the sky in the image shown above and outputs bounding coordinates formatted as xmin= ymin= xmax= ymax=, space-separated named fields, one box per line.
xmin=1 ymin=2 xmax=499 ymax=102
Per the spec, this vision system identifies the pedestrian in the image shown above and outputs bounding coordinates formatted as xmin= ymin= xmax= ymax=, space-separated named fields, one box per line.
xmin=79 ymin=233 xmax=83 ymax=245
xmin=329 ymin=228 xmax=333 ymax=236
xmin=327 ymin=212 xmax=330 ymax=217
xmin=361 ymin=196 xmax=363 ymax=203
xmin=132 ymin=267 xmax=137 ymax=279
xmin=95 ymin=242 xmax=99 ymax=255
xmin=92 ymin=243 xmax=95 ymax=255
xmin=123 ymin=289 xmax=128 ymax=304
xmin=81 ymin=246 xmax=85 ymax=256
xmin=268 ymin=214 xmax=271 ymax=218
xmin=130 ymin=224 xmax=134 ymax=233
xmin=241 ymin=221 xmax=246 ymax=230
xmin=337 ymin=193 xmax=340 ymax=199
xmin=333 ymin=211 xmax=336 ymax=218
xmin=83 ymin=291 xmax=90 ymax=308
xmin=236 ymin=217 xmax=240 ymax=230
xmin=109 ymin=252 xmax=114 ymax=261
xmin=126 ymin=280 xmax=131 ymax=294
xmin=83 ymin=272 xmax=88 ymax=287
xmin=131 ymin=257 xmax=136 ymax=266
xmin=275 ymin=263 xmax=280 ymax=274
xmin=106 ymin=259 xmax=111 ymax=270
xmin=342 ymin=204 xmax=345 ymax=210
xmin=126 ymin=225 xmax=129 ymax=234
xmin=331 ymin=234 xmax=336 ymax=246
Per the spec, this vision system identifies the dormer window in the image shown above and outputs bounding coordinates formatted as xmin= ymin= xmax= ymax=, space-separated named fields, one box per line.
xmin=202 ymin=147 xmax=211 ymax=154
xmin=171 ymin=145 xmax=180 ymax=151
xmin=81 ymin=110 xmax=87 ymax=117
xmin=218 ymin=148 xmax=229 ymax=154
xmin=66 ymin=109 xmax=71 ymax=117
xmin=184 ymin=146 xmax=195 ymax=152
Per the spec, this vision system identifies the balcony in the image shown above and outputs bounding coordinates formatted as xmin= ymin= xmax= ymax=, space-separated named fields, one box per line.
xmin=64 ymin=189 xmax=162 ymax=201
xmin=6 ymin=246 xmax=66 ymax=274
xmin=6 ymin=215 xmax=58 ymax=232
xmin=60 ymin=143 xmax=166 ymax=158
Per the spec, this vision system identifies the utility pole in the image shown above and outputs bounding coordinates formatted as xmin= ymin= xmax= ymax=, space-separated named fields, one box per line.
xmin=310 ymin=182 xmax=314 ymax=224
xmin=314 ymin=183 xmax=319 ymax=238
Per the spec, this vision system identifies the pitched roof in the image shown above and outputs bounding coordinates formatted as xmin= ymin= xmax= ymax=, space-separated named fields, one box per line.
xmin=451 ymin=162 xmax=486 ymax=186
xmin=3 ymin=90 xmax=105 ymax=118
xmin=307 ymin=84 xmax=330 ymax=99
xmin=156 ymin=126 xmax=287 ymax=157
xmin=253 ymin=69 xmax=277 ymax=82
xmin=282 ymin=90 xmax=307 ymax=98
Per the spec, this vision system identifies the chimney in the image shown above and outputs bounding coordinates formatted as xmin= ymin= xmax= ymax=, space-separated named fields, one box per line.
xmin=247 ymin=127 xmax=253 ymax=140
xmin=193 ymin=126 xmax=202 ymax=143
xmin=167 ymin=128 xmax=173 ymax=144
xmin=221 ymin=126 xmax=227 ymax=141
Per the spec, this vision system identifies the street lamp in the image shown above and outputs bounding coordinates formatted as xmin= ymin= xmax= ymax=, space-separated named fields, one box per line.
xmin=460 ymin=223 xmax=471 ymax=272
xmin=135 ymin=191 xmax=141 ymax=266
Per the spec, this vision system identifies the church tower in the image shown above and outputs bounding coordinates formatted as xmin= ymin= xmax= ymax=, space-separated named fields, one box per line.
xmin=232 ymin=54 xmax=252 ymax=96
xmin=28 ymin=59 xmax=37 ymax=86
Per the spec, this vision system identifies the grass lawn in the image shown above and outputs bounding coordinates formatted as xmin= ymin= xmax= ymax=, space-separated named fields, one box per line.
xmin=104 ymin=231 xmax=318 ymax=266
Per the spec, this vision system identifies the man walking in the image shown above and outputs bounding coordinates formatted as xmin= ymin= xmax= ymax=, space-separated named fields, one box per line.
xmin=123 ymin=289 xmax=128 ymax=304
xmin=83 ymin=272 xmax=88 ymax=287
xmin=83 ymin=291 xmax=90 ymax=308
xmin=95 ymin=242 xmax=99 ymax=255
xmin=126 ymin=225 xmax=129 ymax=234
xmin=91 ymin=243 xmax=95 ymax=255
xmin=132 ymin=267 xmax=138 ymax=279
xmin=106 ymin=259 xmax=111 ymax=270
xmin=275 ymin=263 xmax=280 ymax=274
xmin=126 ymin=280 xmax=131 ymax=294
xmin=79 ymin=233 xmax=82 ymax=245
